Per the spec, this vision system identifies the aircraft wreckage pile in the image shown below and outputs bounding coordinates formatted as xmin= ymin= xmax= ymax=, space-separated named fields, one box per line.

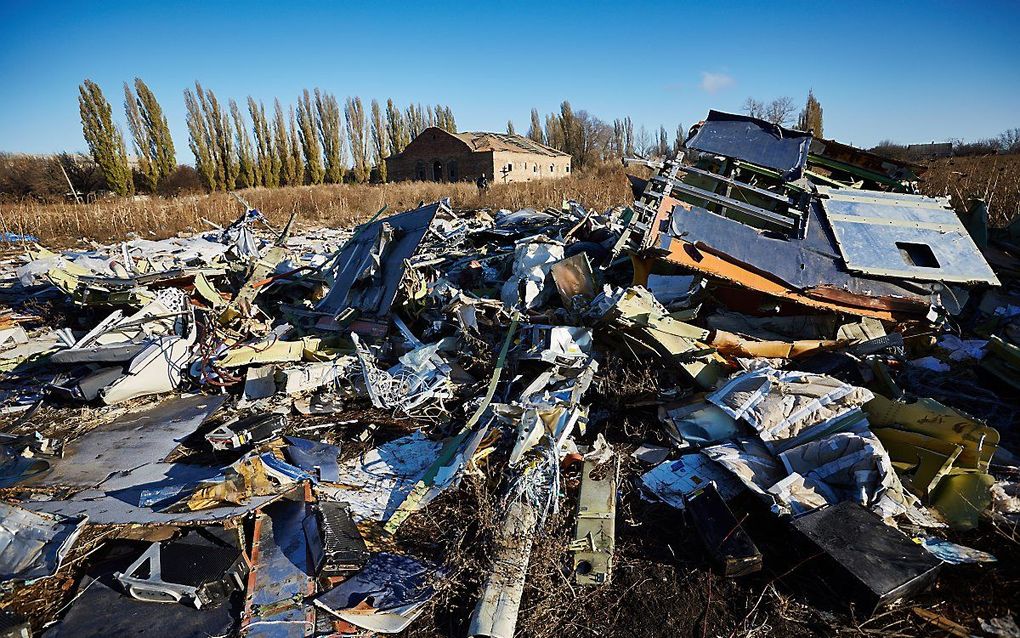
xmin=1 ymin=111 xmax=1019 ymax=637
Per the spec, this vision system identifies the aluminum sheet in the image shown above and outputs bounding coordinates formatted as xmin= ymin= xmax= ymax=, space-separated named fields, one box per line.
xmin=817 ymin=186 xmax=999 ymax=285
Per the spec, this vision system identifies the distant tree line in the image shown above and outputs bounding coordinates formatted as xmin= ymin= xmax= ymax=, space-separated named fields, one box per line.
xmin=72 ymin=76 xmax=459 ymax=196
xmin=742 ymin=90 xmax=1020 ymax=160
xmin=515 ymin=101 xmax=686 ymax=168
xmin=741 ymin=91 xmax=823 ymax=135
xmin=873 ymin=129 xmax=1020 ymax=160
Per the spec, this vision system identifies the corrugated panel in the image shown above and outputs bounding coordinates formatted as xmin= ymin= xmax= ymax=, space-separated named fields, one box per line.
xmin=817 ymin=186 xmax=999 ymax=285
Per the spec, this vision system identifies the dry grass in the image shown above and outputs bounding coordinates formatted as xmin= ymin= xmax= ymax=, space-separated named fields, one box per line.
xmin=0 ymin=163 xmax=631 ymax=245
xmin=920 ymin=154 xmax=1020 ymax=226
xmin=6 ymin=153 xmax=1014 ymax=247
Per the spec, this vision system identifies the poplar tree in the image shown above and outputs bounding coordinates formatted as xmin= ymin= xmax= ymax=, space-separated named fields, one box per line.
xmin=624 ymin=117 xmax=635 ymax=155
xmin=208 ymin=90 xmax=238 ymax=189
xmin=124 ymin=82 xmax=155 ymax=190
xmin=184 ymin=86 xmax=215 ymax=190
xmin=386 ymin=99 xmax=410 ymax=156
xmin=404 ymin=104 xmax=425 ymax=138
xmin=612 ymin=119 xmax=625 ymax=156
xmin=506 ymin=120 xmax=515 ymax=135
xmin=289 ymin=105 xmax=306 ymax=185
xmin=272 ymin=99 xmax=293 ymax=186
xmin=528 ymin=109 xmax=544 ymax=144
xmin=559 ymin=101 xmax=582 ymax=162
xmin=435 ymin=105 xmax=456 ymax=132
xmin=345 ymin=96 xmax=369 ymax=183
xmin=315 ymin=89 xmax=345 ymax=183
xmin=79 ymin=79 xmax=133 ymax=195
xmin=194 ymin=84 xmax=223 ymax=189
xmin=370 ymin=99 xmax=388 ymax=182
xmin=797 ymin=89 xmax=824 ymax=138
xmin=297 ymin=89 xmax=324 ymax=184
xmin=249 ymin=97 xmax=277 ymax=187
xmin=230 ymin=99 xmax=256 ymax=189
xmin=190 ymin=83 xmax=235 ymax=190
xmin=137 ymin=80 xmax=176 ymax=184
xmin=545 ymin=113 xmax=563 ymax=150
xmin=674 ymin=123 xmax=686 ymax=156
xmin=445 ymin=106 xmax=457 ymax=133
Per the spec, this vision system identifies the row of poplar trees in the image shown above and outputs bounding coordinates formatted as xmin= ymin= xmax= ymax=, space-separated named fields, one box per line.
xmin=77 ymin=77 xmax=457 ymax=195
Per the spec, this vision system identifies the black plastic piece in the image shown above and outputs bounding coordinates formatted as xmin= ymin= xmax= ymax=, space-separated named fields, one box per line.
xmin=684 ymin=483 xmax=762 ymax=577
xmin=317 ymin=502 xmax=369 ymax=576
xmin=790 ymin=501 xmax=940 ymax=615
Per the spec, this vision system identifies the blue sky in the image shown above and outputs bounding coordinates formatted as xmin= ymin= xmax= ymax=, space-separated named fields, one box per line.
xmin=1 ymin=0 xmax=1018 ymax=160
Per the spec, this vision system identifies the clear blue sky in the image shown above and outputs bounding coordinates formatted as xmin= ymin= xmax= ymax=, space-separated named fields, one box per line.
xmin=2 ymin=0 xmax=1018 ymax=160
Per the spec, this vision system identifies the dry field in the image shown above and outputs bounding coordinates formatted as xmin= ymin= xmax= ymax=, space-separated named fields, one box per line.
xmin=921 ymin=153 xmax=1020 ymax=226
xmin=2 ymin=155 xmax=1017 ymax=247
xmin=0 ymin=163 xmax=631 ymax=245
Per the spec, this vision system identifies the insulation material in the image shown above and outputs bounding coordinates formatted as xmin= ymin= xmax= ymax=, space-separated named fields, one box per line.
xmin=778 ymin=430 xmax=917 ymax=519
xmin=708 ymin=366 xmax=874 ymax=453
xmin=501 ymin=237 xmax=564 ymax=310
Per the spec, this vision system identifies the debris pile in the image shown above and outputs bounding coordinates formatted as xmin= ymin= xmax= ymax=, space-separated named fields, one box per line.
xmin=2 ymin=111 xmax=1019 ymax=636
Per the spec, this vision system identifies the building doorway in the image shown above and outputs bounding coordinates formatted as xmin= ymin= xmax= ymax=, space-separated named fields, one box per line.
xmin=432 ymin=161 xmax=443 ymax=182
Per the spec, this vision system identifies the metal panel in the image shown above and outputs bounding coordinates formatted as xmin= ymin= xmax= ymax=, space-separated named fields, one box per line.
xmin=244 ymin=500 xmax=316 ymax=637
xmin=315 ymin=201 xmax=441 ymax=317
xmin=25 ymin=394 xmax=226 ymax=488
xmin=26 ymin=462 xmax=284 ymax=525
xmin=817 ymin=186 xmax=999 ymax=284
xmin=686 ymin=110 xmax=811 ymax=180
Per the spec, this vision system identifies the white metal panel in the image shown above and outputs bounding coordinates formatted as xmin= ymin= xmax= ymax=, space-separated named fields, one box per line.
xmin=817 ymin=186 xmax=999 ymax=285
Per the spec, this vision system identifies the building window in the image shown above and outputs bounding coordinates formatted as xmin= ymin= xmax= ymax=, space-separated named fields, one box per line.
xmin=566 ymin=165 xmax=571 ymax=173
xmin=550 ymin=164 xmax=555 ymax=172
xmin=448 ymin=160 xmax=459 ymax=182
xmin=533 ymin=164 xmax=538 ymax=173
xmin=507 ymin=163 xmax=513 ymax=171
xmin=432 ymin=160 xmax=444 ymax=182
xmin=415 ymin=161 xmax=426 ymax=180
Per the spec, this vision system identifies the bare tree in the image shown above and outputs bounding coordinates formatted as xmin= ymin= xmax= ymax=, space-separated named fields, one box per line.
xmin=742 ymin=97 xmax=765 ymax=120
xmin=673 ymin=123 xmax=686 ymax=157
xmin=636 ymin=125 xmax=651 ymax=156
xmin=999 ymin=127 xmax=1020 ymax=153
xmin=744 ymin=96 xmax=796 ymax=126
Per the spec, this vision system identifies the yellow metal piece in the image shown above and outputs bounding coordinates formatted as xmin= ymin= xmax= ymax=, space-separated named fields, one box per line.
xmin=930 ymin=472 xmax=995 ymax=531
xmin=864 ymin=394 xmax=998 ymax=471
xmin=873 ymin=427 xmax=962 ymax=497
xmin=572 ymin=457 xmax=619 ymax=586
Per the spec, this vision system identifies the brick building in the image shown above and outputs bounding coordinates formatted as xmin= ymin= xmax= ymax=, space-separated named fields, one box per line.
xmin=385 ymin=127 xmax=571 ymax=184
